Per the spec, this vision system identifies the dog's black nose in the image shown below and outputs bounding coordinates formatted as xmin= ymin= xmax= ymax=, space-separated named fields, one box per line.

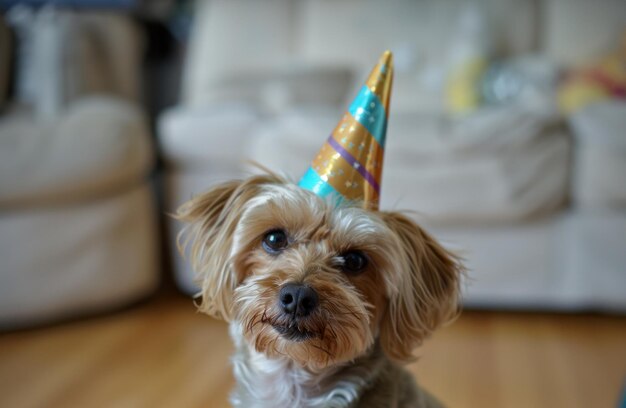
xmin=279 ymin=283 xmax=319 ymax=317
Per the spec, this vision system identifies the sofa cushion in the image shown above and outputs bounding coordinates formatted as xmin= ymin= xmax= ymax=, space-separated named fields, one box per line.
xmin=182 ymin=0 xmax=294 ymax=107
xmin=180 ymin=65 xmax=354 ymax=115
xmin=543 ymin=0 xmax=626 ymax=65
xmin=432 ymin=211 xmax=626 ymax=312
xmin=299 ymin=0 xmax=538 ymax=69
xmin=381 ymin=129 xmax=569 ymax=223
xmin=0 ymin=96 xmax=154 ymax=208
xmin=158 ymin=104 xmax=261 ymax=171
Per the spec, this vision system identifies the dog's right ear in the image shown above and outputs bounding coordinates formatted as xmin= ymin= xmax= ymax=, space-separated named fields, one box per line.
xmin=176 ymin=174 xmax=281 ymax=321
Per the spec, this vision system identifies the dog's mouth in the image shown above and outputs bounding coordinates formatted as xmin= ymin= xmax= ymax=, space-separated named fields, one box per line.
xmin=272 ymin=323 xmax=317 ymax=342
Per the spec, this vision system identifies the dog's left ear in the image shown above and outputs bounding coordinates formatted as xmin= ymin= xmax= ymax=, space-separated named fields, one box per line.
xmin=378 ymin=212 xmax=464 ymax=362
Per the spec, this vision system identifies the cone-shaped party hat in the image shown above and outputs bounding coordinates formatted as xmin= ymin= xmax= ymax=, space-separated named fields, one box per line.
xmin=298 ymin=51 xmax=393 ymax=210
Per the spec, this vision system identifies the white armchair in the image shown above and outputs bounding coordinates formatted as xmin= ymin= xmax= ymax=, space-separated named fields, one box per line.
xmin=0 ymin=8 xmax=160 ymax=328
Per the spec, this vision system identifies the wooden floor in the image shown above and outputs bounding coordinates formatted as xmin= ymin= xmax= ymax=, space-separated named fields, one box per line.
xmin=1 ymin=291 xmax=625 ymax=408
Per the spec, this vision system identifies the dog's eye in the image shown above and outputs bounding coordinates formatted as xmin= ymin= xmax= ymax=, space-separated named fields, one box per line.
xmin=340 ymin=251 xmax=368 ymax=275
xmin=262 ymin=229 xmax=288 ymax=254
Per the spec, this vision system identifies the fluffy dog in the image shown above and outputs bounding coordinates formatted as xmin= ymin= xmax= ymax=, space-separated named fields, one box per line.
xmin=177 ymin=173 xmax=464 ymax=408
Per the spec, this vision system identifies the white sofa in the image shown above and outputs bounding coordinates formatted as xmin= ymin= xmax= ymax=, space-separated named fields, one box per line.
xmin=0 ymin=8 xmax=160 ymax=328
xmin=159 ymin=0 xmax=626 ymax=312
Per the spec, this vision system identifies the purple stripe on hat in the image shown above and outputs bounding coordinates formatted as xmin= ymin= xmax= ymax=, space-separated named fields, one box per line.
xmin=327 ymin=136 xmax=380 ymax=194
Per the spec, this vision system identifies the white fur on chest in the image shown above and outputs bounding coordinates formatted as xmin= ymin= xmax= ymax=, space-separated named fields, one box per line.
xmin=229 ymin=323 xmax=372 ymax=408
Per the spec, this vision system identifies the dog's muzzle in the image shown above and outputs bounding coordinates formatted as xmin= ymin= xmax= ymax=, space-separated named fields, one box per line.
xmin=271 ymin=283 xmax=320 ymax=341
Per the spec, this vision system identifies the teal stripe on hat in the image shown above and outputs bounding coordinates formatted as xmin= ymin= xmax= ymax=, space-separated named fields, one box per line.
xmin=298 ymin=167 xmax=340 ymax=198
xmin=348 ymin=85 xmax=387 ymax=146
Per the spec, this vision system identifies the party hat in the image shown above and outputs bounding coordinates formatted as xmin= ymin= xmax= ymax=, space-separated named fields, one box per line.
xmin=298 ymin=51 xmax=393 ymax=210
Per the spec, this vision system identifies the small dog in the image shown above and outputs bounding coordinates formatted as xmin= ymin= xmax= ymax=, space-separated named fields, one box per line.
xmin=177 ymin=172 xmax=464 ymax=407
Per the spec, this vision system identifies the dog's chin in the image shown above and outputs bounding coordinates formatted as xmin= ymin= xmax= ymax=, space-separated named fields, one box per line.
xmin=271 ymin=323 xmax=318 ymax=342
xmin=241 ymin=317 xmax=374 ymax=371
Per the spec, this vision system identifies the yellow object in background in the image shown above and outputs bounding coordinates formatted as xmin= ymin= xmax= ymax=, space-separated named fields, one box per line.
xmin=558 ymin=79 xmax=611 ymax=114
xmin=558 ymin=31 xmax=626 ymax=114
xmin=446 ymin=58 xmax=487 ymax=114
xmin=444 ymin=3 xmax=490 ymax=115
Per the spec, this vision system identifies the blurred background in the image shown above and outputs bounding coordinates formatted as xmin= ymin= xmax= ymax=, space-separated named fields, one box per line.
xmin=0 ymin=0 xmax=625 ymax=407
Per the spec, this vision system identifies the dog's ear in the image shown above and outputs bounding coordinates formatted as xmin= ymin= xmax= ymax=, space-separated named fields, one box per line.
xmin=378 ymin=212 xmax=464 ymax=361
xmin=176 ymin=174 xmax=281 ymax=321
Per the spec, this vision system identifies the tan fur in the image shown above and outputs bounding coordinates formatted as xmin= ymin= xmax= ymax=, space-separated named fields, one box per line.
xmin=176 ymin=174 xmax=284 ymax=320
xmin=377 ymin=212 xmax=463 ymax=362
xmin=177 ymin=174 xmax=464 ymax=406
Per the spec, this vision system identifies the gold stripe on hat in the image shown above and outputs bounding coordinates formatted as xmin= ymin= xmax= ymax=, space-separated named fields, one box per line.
xmin=366 ymin=50 xmax=393 ymax=116
xmin=311 ymin=141 xmax=380 ymax=205
xmin=330 ymin=113 xmax=385 ymax=183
